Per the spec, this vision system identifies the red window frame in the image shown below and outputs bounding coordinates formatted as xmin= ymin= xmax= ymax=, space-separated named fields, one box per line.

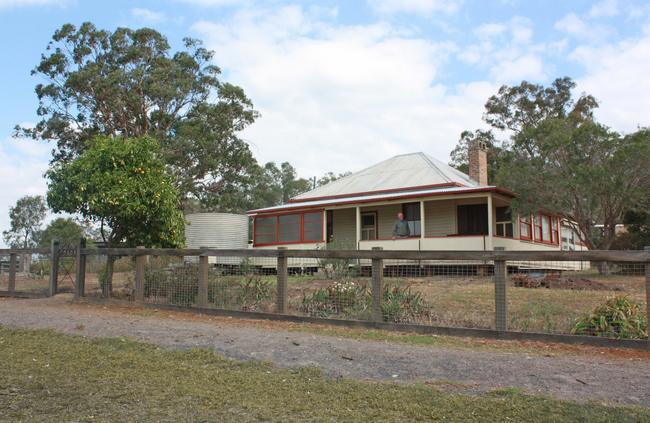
xmin=253 ymin=210 xmax=324 ymax=246
xmin=551 ymin=218 xmax=559 ymax=244
xmin=519 ymin=215 xmax=532 ymax=241
xmin=530 ymin=213 xmax=560 ymax=245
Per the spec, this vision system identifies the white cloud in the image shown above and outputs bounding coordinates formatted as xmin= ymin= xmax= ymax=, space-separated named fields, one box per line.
xmin=131 ymin=8 xmax=166 ymax=24
xmin=461 ymin=16 xmax=547 ymax=82
xmin=368 ymin=0 xmax=462 ymax=15
xmin=0 ymin=0 xmax=66 ymax=9
xmin=191 ymin=5 xmax=496 ymax=178
xmin=177 ymin=0 xmax=247 ymax=6
xmin=555 ymin=13 xmax=589 ymax=37
xmin=572 ymin=31 xmax=650 ymax=133
xmin=588 ymin=0 xmax=619 ymax=18
xmin=475 ymin=23 xmax=507 ymax=39
xmin=555 ymin=12 xmax=614 ymax=42
xmin=0 ymin=137 xmax=50 ymax=246
xmin=490 ymin=54 xmax=546 ymax=82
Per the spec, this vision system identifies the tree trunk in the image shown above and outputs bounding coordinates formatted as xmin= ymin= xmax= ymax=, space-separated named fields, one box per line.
xmin=21 ymin=253 xmax=31 ymax=273
xmin=596 ymin=261 xmax=610 ymax=275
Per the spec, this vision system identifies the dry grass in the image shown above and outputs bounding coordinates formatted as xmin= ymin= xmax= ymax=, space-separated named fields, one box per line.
xmin=285 ymin=272 xmax=647 ymax=335
xmin=1 ymin=325 xmax=649 ymax=422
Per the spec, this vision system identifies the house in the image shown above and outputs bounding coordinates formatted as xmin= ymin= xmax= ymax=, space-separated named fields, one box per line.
xmin=247 ymin=142 xmax=586 ymax=254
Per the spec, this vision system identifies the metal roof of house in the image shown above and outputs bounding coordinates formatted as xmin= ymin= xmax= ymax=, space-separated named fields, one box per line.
xmin=247 ymin=152 xmax=513 ymax=215
xmin=291 ymin=152 xmax=479 ymax=202
xmin=248 ymin=185 xmax=514 ymax=215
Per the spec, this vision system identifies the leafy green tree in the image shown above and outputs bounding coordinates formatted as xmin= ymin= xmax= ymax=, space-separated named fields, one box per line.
xmin=18 ymin=22 xmax=258 ymax=210
xmin=46 ymin=136 xmax=185 ymax=248
xmin=244 ymin=162 xmax=311 ymax=210
xmin=482 ymin=76 xmax=598 ymax=134
xmin=47 ymin=136 xmax=185 ymax=294
xmin=452 ymin=77 xmax=650 ymax=250
xmin=498 ymin=122 xmax=650 ymax=250
xmin=38 ymin=217 xmax=85 ymax=247
xmin=312 ymin=171 xmax=353 ymax=189
xmin=449 ymin=130 xmax=502 ymax=182
xmin=3 ymin=195 xmax=47 ymax=249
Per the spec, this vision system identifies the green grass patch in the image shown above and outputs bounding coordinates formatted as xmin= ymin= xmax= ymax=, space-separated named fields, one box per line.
xmin=0 ymin=326 xmax=648 ymax=422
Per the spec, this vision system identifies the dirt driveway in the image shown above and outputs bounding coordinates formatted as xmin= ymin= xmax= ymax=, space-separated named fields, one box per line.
xmin=1 ymin=295 xmax=649 ymax=407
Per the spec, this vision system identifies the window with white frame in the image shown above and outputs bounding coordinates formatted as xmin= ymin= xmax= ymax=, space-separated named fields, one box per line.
xmin=495 ymin=207 xmax=513 ymax=237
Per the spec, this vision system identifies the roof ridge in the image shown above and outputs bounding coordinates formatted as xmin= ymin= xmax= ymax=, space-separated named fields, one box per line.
xmin=418 ymin=152 xmax=453 ymax=184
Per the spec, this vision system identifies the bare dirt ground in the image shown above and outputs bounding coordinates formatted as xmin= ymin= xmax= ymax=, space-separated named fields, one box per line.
xmin=1 ymin=295 xmax=649 ymax=407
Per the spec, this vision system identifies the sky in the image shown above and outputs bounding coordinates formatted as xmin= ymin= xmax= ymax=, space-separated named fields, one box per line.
xmin=1 ymin=0 xmax=650 ymax=244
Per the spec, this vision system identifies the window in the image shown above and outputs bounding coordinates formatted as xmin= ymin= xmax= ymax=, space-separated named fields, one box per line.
xmin=551 ymin=218 xmax=559 ymax=244
xmin=254 ymin=211 xmax=324 ymax=245
xmin=519 ymin=215 xmax=532 ymax=240
xmin=361 ymin=212 xmax=377 ymax=240
xmin=303 ymin=211 xmax=323 ymax=241
xmin=495 ymin=207 xmax=513 ymax=237
xmin=534 ymin=214 xmax=542 ymax=241
xmin=561 ymin=224 xmax=576 ymax=251
xmin=531 ymin=213 xmax=558 ymax=244
xmin=402 ymin=203 xmax=421 ymax=236
xmin=278 ymin=214 xmax=300 ymax=243
xmin=254 ymin=216 xmax=276 ymax=245
xmin=457 ymin=204 xmax=488 ymax=235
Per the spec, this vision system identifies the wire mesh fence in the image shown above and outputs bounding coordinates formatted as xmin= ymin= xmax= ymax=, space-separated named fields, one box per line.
xmin=5 ymin=245 xmax=648 ymax=345
xmin=0 ymin=252 xmax=50 ymax=294
xmin=142 ymin=255 xmax=278 ymax=312
xmin=384 ymin=259 xmax=496 ymax=329
xmin=0 ymin=253 xmax=9 ymax=290
xmin=84 ymin=254 xmax=136 ymax=299
xmin=506 ymin=260 xmax=648 ymax=339
xmin=287 ymin=255 xmax=372 ymax=321
xmin=282 ymin=257 xmax=496 ymax=328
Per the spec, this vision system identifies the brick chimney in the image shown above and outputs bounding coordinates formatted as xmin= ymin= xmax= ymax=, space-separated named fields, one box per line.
xmin=468 ymin=140 xmax=488 ymax=185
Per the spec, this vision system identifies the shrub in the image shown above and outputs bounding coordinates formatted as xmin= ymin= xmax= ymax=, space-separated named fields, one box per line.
xmin=317 ymin=241 xmax=358 ymax=279
xmin=381 ymin=284 xmax=426 ymax=323
xmin=301 ymin=280 xmax=368 ymax=317
xmin=238 ymin=274 xmax=273 ymax=311
xmin=572 ymin=296 xmax=648 ymax=339
xmin=144 ymin=265 xmax=198 ymax=306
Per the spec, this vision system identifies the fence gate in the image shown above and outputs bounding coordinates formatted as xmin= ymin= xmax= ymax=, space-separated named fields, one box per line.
xmin=48 ymin=240 xmax=80 ymax=296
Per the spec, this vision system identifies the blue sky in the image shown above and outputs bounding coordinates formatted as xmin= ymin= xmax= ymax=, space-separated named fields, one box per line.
xmin=1 ymin=0 xmax=650 ymax=242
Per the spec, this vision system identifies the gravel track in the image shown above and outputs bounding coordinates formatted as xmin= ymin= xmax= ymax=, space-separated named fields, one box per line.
xmin=1 ymin=296 xmax=649 ymax=406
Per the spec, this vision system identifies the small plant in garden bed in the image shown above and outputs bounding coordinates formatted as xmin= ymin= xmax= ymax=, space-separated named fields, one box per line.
xmin=572 ymin=295 xmax=648 ymax=339
xmin=300 ymin=280 xmax=368 ymax=318
xmin=300 ymin=280 xmax=431 ymax=323
xmin=381 ymin=283 xmax=428 ymax=323
xmin=238 ymin=274 xmax=273 ymax=311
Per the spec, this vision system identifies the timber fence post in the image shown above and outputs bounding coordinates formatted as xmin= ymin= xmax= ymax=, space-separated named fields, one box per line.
xmin=494 ymin=246 xmax=507 ymax=332
xmin=48 ymin=239 xmax=60 ymax=297
xmin=643 ymin=247 xmax=650 ymax=350
xmin=135 ymin=246 xmax=145 ymax=303
xmin=74 ymin=238 xmax=86 ymax=298
xmin=371 ymin=247 xmax=384 ymax=322
xmin=197 ymin=246 xmax=209 ymax=308
xmin=8 ymin=253 xmax=16 ymax=293
xmin=277 ymin=247 xmax=288 ymax=314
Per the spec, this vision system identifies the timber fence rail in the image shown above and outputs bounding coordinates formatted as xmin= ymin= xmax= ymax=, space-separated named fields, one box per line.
xmin=0 ymin=247 xmax=53 ymax=298
xmin=2 ymin=240 xmax=650 ymax=350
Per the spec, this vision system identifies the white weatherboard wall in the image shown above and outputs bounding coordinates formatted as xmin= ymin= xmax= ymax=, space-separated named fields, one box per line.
xmin=185 ymin=213 xmax=249 ymax=264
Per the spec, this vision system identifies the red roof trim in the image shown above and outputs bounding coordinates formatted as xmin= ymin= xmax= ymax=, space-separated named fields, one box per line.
xmin=287 ymin=182 xmax=465 ymax=203
xmin=249 ymin=186 xmax=516 ymax=216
